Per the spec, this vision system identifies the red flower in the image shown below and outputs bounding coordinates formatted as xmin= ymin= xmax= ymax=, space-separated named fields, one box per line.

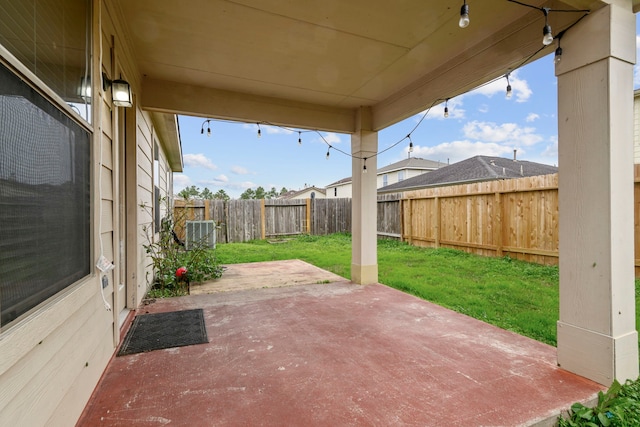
xmin=175 ymin=267 xmax=188 ymax=278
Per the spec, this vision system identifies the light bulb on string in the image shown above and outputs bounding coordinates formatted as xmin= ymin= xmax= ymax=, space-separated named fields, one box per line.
xmin=408 ymin=135 xmax=414 ymax=153
xmin=326 ymin=147 xmax=331 ymax=160
xmin=554 ymin=36 xmax=563 ymax=64
xmin=542 ymin=8 xmax=553 ymax=46
xmin=298 ymin=131 xmax=302 ymax=145
xmin=459 ymin=1 xmax=470 ymax=28
xmin=444 ymin=99 xmax=449 ymax=118
xmin=505 ymin=73 xmax=512 ymax=99
xmin=200 ymin=119 xmax=212 ymax=136
xmin=362 ymin=158 xmax=368 ymax=174
xmin=257 ymin=123 xmax=262 ymax=138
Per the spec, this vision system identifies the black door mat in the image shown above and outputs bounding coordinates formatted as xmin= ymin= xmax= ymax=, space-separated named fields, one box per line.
xmin=117 ymin=308 xmax=208 ymax=356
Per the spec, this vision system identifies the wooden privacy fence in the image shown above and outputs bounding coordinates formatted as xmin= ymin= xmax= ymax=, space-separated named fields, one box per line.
xmin=174 ymin=198 xmax=359 ymax=243
xmin=401 ymin=173 xmax=559 ymax=266
xmin=173 ymin=167 xmax=640 ymax=273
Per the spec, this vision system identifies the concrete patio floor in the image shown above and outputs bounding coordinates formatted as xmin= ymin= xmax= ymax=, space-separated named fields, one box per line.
xmin=77 ymin=260 xmax=604 ymax=426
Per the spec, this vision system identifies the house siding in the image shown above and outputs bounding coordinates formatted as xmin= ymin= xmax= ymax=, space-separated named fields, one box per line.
xmin=634 ymin=90 xmax=640 ymax=164
xmin=0 ymin=1 xmax=178 ymax=425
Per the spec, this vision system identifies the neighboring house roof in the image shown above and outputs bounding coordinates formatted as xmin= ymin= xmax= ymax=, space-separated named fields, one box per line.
xmin=326 ymin=177 xmax=352 ymax=188
xmin=279 ymin=186 xmax=326 ymax=199
xmin=326 ymin=157 xmax=441 ymax=187
xmin=377 ymin=157 xmax=443 ymax=174
xmin=378 ymin=155 xmax=558 ymax=193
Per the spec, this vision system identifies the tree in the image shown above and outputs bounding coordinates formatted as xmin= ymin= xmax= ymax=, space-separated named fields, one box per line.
xmin=279 ymin=187 xmax=288 ymax=196
xmin=267 ymin=187 xmax=278 ymax=199
xmin=177 ymin=185 xmax=200 ymax=199
xmin=200 ymin=187 xmax=214 ymax=199
xmin=254 ymin=186 xmax=267 ymax=199
xmin=240 ymin=188 xmax=255 ymax=199
xmin=214 ymin=189 xmax=230 ymax=201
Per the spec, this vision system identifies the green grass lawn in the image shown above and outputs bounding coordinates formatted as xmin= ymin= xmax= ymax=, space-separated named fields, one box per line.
xmin=215 ymin=233 xmax=640 ymax=351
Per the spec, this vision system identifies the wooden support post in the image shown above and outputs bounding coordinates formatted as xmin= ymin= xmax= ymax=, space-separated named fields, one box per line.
xmin=204 ymin=199 xmax=210 ymax=221
xmin=306 ymin=198 xmax=311 ymax=234
xmin=260 ymin=199 xmax=266 ymax=240
xmin=434 ymin=197 xmax=440 ymax=248
xmin=399 ymin=199 xmax=405 ymax=242
xmin=494 ymin=192 xmax=503 ymax=257
xmin=407 ymin=199 xmax=413 ymax=246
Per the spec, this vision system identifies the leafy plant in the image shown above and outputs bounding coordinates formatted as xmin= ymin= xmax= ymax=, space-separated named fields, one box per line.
xmin=141 ymin=199 xmax=223 ymax=297
xmin=558 ymin=378 xmax=640 ymax=427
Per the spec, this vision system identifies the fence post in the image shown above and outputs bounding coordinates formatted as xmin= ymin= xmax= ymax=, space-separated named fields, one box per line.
xmin=435 ymin=196 xmax=440 ymax=248
xmin=494 ymin=192 xmax=503 ymax=257
xmin=407 ymin=198 xmax=413 ymax=245
xmin=204 ymin=199 xmax=210 ymax=221
xmin=399 ymin=198 xmax=404 ymax=242
xmin=306 ymin=198 xmax=311 ymax=234
xmin=260 ymin=199 xmax=266 ymax=240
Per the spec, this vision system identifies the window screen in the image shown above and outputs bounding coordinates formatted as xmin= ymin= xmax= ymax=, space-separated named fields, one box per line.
xmin=0 ymin=61 xmax=91 ymax=328
xmin=0 ymin=0 xmax=92 ymax=122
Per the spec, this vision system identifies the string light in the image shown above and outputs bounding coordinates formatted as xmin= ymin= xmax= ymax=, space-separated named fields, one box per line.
xmin=200 ymin=119 xmax=213 ymax=137
xmin=506 ymin=1 xmax=589 ymax=47
xmin=459 ymin=0 xmax=470 ymax=28
xmin=554 ymin=33 xmax=564 ymax=64
xmin=542 ymin=8 xmax=553 ymax=46
xmin=192 ymin=5 xmax=589 ymax=165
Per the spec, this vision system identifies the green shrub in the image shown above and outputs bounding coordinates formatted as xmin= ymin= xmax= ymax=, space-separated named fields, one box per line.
xmin=558 ymin=378 xmax=640 ymax=427
xmin=142 ymin=200 xmax=223 ymax=297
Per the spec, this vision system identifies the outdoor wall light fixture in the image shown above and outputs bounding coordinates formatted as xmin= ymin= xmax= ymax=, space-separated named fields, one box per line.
xmin=459 ymin=1 xmax=470 ymax=28
xmin=102 ymin=73 xmax=132 ymax=107
xmin=201 ymin=119 xmax=213 ymax=137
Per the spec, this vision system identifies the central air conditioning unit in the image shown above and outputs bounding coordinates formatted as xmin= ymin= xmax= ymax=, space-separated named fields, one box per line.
xmin=185 ymin=220 xmax=216 ymax=250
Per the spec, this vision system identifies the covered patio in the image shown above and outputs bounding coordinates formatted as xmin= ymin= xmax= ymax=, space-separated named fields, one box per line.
xmin=124 ymin=0 xmax=639 ymax=385
xmin=78 ymin=261 xmax=604 ymax=426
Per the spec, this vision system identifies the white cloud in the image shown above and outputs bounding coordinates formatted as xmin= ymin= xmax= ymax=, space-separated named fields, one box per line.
xmin=469 ymin=71 xmax=532 ymax=103
xmin=541 ymin=136 xmax=558 ymax=160
xmin=199 ymin=175 xmax=229 ymax=186
xmin=264 ymin=125 xmax=294 ymax=135
xmin=231 ymin=166 xmax=250 ymax=175
xmin=526 ymin=113 xmax=540 ymax=122
xmin=478 ymin=104 xmax=489 ymax=113
xmin=172 ymin=173 xmax=192 ymax=192
xmin=321 ymin=132 xmax=342 ymax=145
xmin=183 ymin=153 xmax=217 ymax=170
xmin=412 ymin=140 xmax=514 ymax=164
xmin=424 ymin=98 xmax=465 ymax=120
xmin=463 ymin=121 xmax=543 ymax=147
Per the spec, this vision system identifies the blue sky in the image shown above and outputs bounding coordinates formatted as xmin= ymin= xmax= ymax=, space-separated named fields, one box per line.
xmin=174 ymin=20 xmax=640 ymax=199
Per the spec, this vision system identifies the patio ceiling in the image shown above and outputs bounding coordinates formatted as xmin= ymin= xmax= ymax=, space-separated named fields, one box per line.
xmin=117 ymin=0 xmax=631 ymax=133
